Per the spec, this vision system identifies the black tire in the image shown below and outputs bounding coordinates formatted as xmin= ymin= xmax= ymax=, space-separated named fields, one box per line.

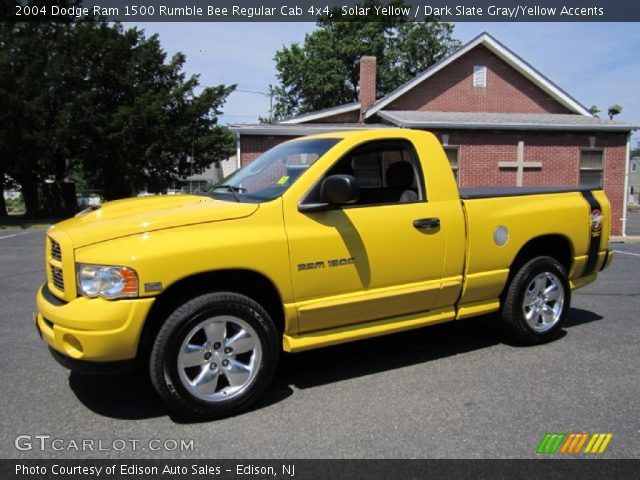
xmin=499 ymin=256 xmax=571 ymax=345
xmin=149 ymin=292 xmax=279 ymax=420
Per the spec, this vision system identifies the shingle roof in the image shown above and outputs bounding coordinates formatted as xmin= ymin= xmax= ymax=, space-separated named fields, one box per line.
xmin=378 ymin=111 xmax=637 ymax=132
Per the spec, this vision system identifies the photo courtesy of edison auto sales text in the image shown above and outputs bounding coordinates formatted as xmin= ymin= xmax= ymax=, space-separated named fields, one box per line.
xmin=15 ymin=463 xmax=295 ymax=476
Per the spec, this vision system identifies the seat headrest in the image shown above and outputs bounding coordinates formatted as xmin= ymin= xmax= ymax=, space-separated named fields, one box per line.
xmin=386 ymin=162 xmax=414 ymax=188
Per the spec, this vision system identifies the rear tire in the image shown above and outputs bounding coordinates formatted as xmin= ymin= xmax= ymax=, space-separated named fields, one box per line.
xmin=149 ymin=292 xmax=279 ymax=420
xmin=500 ymin=256 xmax=570 ymax=345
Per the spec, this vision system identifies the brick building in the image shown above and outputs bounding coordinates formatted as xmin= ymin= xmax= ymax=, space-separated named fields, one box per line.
xmin=231 ymin=32 xmax=636 ymax=235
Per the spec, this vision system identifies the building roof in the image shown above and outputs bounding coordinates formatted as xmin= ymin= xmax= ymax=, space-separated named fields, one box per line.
xmin=279 ymin=102 xmax=360 ymax=124
xmin=229 ymin=123 xmax=388 ymax=136
xmin=365 ymin=32 xmax=592 ymax=119
xmin=377 ymin=111 xmax=637 ymax=132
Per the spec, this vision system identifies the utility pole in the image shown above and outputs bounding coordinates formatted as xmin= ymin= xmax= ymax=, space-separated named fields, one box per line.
xmin=268 ymin=84 xmax=273 ymax=124
xmin=236 ymin=87 xmax=274 ymax=123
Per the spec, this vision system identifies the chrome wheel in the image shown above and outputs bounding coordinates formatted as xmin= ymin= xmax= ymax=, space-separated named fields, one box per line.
xmin=522 ymin=272 xmax=565 ymax=333
xmin=177 ymin=315 xmax=262 ymax=402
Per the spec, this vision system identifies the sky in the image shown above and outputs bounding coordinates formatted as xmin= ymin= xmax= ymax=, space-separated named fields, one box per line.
xmin=135 ymin=22 xmax=640 ymax=145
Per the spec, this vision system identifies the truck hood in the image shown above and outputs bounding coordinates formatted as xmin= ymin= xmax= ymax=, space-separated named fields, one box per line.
xmin=51 ymin=195 xmax=259 ymax=248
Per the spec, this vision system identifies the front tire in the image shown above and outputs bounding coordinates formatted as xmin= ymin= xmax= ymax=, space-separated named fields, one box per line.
xmin=149 ymin=292 xmax=279 ymax=420
xmin=500 ymin=256 xmax=570 ymax=345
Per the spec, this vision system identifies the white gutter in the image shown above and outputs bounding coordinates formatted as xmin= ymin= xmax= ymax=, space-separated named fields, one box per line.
xmin=622 ymin=133 xmax=630 ymax=236
xmin=236 ymin=131 xmax=241 ymax=170
xmin=279 ymin=103 xmax=360 ymax=124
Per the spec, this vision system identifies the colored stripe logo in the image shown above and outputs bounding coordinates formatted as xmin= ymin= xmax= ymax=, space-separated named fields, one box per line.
xmin=537 ymin=433 xmax=612 ymax=454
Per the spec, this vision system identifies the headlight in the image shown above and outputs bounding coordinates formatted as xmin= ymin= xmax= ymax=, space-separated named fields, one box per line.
xmin=76 ymin=264 xmax=138 ymax=299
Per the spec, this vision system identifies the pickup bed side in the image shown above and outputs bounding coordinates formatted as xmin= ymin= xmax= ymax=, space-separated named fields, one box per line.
xmin=457 ymin=188 xmax=610 ymax=319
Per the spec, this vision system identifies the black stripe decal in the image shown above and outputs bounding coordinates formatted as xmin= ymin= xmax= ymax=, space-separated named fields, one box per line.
xmin=580 ymin=190 xmax=603 ymax=277
xmin=599 ymin=250 xmax=610 ymax=272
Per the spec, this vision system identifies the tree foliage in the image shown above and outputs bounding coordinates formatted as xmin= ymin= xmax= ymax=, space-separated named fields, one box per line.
xmin=0 ymin=8 xmax=235 ymax=218
xmin=271 ymin=0 xmax=460 ymax=120
xmin=607 ymin=104 xmax=623 ymax=120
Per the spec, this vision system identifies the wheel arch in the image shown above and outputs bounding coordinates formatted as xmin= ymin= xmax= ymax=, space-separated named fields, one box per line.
xmin=501 ymin=234 xmax=573 ymax=299
xmin=137 ymin=269 xmax=285 ymax=362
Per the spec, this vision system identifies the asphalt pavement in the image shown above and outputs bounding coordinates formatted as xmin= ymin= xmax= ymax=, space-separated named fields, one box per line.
xmin=0 ymin=229 xmax=638 ymax=459
xmin=626 ymin=209 xmax=640 ymax=236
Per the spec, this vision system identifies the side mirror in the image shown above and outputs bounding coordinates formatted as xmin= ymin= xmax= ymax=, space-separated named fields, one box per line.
xmin=298 ymin=174 xmax=359 ymax=212
xmin=320 ymin=174 xmax=360 ymax=205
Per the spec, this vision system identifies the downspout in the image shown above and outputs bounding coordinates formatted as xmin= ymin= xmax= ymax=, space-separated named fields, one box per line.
xmin=236 ymin=131 xmax=241 ymax=171
xmin=622 ymin=133 xmax=630 ymax=237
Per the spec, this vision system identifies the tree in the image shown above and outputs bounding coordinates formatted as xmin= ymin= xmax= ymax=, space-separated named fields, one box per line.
xmin=0 ymin=20 xmax=68 ymax=217
xmin=271 ymin=0 xmax=460 ymax=120
xmin=589 ymin=105 xmax=601 ymax=117
xmin=68 ymin=23 xmax=235 ymax=200
xmin=607 ymin=104 xmax=623 ymax=120
xmin=0 ymin=8 xmax=235 ymax=217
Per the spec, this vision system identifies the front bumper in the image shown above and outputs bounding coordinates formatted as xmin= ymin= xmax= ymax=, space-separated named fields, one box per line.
xmin=35 ymin=284 xmax=155 ymax=363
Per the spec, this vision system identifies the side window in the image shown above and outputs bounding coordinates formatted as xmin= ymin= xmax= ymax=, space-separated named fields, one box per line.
xmin=579 ymin=149 xmax=604 ymax=188
xmin=325 ymin=140 xmax=425 ymax=206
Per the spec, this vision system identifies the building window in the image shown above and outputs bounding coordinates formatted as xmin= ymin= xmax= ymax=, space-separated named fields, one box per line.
xmin=473 ymin=65 xmax=487 ymax=88
xmin=181 ymin=180 xmax=210 ymax=193
xmin=444 ymin=146 xmax=459 ymax=182
xmin=352 ymin=153 xmax=383 ymax=187
xmin=632 ymin=162 xmax=637 ymax=172
xmin=579 ymin=149 xmax=604 ymax=188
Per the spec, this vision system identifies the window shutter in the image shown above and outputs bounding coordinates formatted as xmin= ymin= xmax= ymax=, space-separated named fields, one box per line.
xmin=473 ymin=65 xmax=487 ymax=88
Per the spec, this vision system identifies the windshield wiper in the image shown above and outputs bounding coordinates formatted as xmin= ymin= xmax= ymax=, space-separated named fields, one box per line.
xmin=212 ymin=185 xmax=246 ymax=202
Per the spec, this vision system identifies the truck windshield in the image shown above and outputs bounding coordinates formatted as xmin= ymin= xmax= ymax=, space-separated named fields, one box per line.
xmin=209 ymin=138 xmax=340 ymax=202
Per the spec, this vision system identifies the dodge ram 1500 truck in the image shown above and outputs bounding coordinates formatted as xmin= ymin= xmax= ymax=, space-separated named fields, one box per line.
xmin=35 ymin=129 xmax=613 ymax=419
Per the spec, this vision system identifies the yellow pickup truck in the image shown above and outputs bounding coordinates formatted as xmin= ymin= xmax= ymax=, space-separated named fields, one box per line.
xmin=35 ymin=129 xmax=613 ymax=419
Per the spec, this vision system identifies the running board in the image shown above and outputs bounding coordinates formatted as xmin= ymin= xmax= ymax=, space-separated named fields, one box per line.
xmin=282 ymin=307 xmax=456 ymax=353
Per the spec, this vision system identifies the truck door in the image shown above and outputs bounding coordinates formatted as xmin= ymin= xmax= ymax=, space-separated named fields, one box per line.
xmin=284 ymin=139 xmax=448 ymax=334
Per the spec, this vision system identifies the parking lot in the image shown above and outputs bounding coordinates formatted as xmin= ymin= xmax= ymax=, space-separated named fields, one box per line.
xmin=1 ymin=229 xmax=638 ymax=459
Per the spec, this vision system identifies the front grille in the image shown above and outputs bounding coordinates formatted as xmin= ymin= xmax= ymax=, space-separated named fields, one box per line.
xmin=51 ymin=265 xmax=65 ymax=291
xmin=50 ymin=238 xmax=62 ymax=261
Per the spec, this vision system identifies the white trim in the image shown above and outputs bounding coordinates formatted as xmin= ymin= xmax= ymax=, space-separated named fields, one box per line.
xmin=279 ymin=103 xmax=360 ymax=124
xmin=235 ymin=131 xmax=241 ymax=170
xmin=365 ymin=32 xmax=592 ymax=119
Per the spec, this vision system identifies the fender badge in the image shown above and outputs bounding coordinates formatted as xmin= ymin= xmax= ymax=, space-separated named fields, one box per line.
xmin=591 ymin=209 xmax=603 ymax=232
xmin=144 ymin=282 xmax=163 ymax=293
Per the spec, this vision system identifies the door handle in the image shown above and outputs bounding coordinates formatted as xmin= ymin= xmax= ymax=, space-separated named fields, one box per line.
xmin=413 ymin=217 xmax=440 ymax=230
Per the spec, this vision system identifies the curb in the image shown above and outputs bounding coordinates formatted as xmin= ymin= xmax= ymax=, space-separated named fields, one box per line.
xmin=610 ymin=236 xmax=640 ymax=244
